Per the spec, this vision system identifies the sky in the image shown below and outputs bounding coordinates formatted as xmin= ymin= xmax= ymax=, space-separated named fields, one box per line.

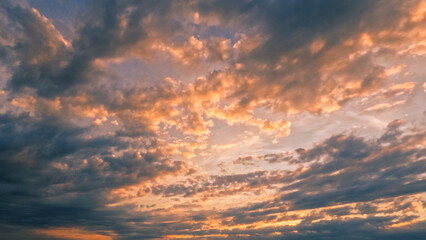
xmin=0 ymin=0 xmax=425 ymax=239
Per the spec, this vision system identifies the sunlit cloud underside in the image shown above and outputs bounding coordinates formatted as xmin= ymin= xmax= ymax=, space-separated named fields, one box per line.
xmin=0 ymin=0 xmax=425 ymax=239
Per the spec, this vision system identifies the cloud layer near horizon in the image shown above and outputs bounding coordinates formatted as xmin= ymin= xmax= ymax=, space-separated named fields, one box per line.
xmin=0 ymin=0 xmax=425 ymax=239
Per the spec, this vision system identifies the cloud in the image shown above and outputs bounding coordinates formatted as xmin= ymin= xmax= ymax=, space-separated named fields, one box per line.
xmin=189 ymin=0 xmax=426 ymax=117
xmin=118 ymin=120 xmax=425 ymax=238
xmin=0 ymin=0 xmax=425 ymax=239
xmin=33 ymin=227 xmax=116 ymax=240
xmin=0 ymin=110 xmax=192 ymax=238
xmin=2 ymin=0 xmax=422 ymax=151
xmin=0 ymin=2 xmax=71 ymax=96
xmin=142 ymin=120 xmax=425 ymax=204
xmin=234 ymin=153 xmax=297 ymax=166
xmin=0 ymin=0 xmax=189 ymax=97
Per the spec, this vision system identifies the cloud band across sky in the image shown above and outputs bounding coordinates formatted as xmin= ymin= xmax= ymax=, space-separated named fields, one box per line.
xmin=0 ymin=0 xmax=425 ymax=239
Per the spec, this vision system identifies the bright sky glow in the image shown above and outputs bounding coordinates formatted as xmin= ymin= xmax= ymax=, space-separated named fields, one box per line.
xmin=0 ymin=0 xmax=425 ymax=239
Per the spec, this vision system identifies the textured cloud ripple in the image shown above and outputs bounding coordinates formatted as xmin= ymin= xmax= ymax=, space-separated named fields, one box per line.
xmin=0 ymin=0 xmax=425 ymax=239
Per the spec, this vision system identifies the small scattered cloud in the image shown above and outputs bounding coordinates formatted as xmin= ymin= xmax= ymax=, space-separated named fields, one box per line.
xmin=0 ymin=0 xmax=425 ymax=239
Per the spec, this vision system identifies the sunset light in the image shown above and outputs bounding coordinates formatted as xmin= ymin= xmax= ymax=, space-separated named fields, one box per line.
xmin=0 ymin=0 xmax=425 ymax=239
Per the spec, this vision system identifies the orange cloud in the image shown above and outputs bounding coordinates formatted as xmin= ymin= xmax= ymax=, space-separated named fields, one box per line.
xmin=34 ymin=227 xmax=116 ymax=240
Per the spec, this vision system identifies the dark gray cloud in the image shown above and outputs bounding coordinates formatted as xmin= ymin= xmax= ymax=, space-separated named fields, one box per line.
xmin=130 ymin=120 xmax=426 ymax=238
xmin=0 ymin=2 xmax=195 ymax=237
xmin=0 ymin=110 xmax=191 ymax=239
xmin=146 ymin=120 xmax=426 ymax=205
xmin=0 ymin=1 xmax=72 ymax=96
xmin=0 ymin=0 xmax=188 ymax=97
xmin=0 ymin=0 xmax=425 ymax=239
xmin=234 ymin=153 xmax=298 ymax=166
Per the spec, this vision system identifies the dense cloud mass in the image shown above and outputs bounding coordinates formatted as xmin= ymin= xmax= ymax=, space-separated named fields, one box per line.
xmin=0 ymin=0 xmax=425 ymax=239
